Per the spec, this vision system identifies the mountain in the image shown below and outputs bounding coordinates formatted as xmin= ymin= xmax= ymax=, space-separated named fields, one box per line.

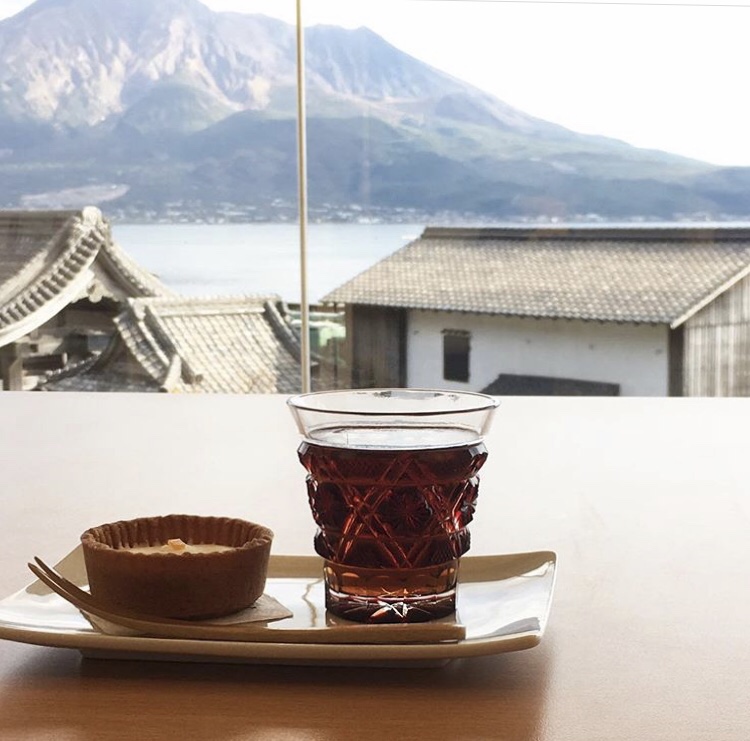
xmin=0 ymin=0 xmax=747 ymax=222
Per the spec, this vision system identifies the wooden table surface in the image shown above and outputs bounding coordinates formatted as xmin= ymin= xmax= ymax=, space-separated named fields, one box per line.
xmin=0 ymin=392 xmax=748 ymax=740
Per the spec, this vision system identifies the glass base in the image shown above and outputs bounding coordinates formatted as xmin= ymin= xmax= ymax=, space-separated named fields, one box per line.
xmin=323 ymin=559 xmax=459 ymax=624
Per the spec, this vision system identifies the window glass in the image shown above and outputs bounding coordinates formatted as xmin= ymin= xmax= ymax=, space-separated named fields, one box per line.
xmin=1 ymin=1 xmax=749 ymax=397
xmin=0 ymin=0 xmax=303 ymax=393
xmin=311 ymin=0 xmax=750 ymax=398
xmin=443 ymin=331 xmax=471 ymax=383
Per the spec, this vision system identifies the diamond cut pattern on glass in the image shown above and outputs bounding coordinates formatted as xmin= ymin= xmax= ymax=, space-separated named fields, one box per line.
xmin=300 ymin=442 xmax=487 ymax=569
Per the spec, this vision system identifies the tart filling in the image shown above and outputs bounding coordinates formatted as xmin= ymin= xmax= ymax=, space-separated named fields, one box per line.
xmin=127 ymin=539 xmax=234 ymax=555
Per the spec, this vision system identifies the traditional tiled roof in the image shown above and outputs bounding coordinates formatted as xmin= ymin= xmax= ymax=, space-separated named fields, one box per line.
xmin=322 ymin=226 xmax=750 ymax=327
xmin=42 ymin=296 xmax=302 ymax=393
xmin=0 ymin=207 xmax=172 ymax=347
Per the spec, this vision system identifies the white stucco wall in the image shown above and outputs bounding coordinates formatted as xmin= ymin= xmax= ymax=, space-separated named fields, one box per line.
xmin=406 ymin=310 xmax=670 ymax=396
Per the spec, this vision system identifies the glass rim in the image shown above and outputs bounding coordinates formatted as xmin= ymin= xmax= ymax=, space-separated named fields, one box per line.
xmin=286 ymin=387 xmax=500 ymax=417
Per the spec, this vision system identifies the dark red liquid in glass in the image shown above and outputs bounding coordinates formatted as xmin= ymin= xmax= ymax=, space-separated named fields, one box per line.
xmin=298 ymin=435 xmax=488 ymax=623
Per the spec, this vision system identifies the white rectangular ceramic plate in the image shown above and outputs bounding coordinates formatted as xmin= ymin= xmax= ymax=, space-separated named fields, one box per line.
xmin=0 ymin=548 xmax=556 ymax=666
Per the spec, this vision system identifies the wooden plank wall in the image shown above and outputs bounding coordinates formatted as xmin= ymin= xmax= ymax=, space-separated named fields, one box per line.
xmin=347 ymin=305 xmax=406 ymax=388
xmin=683 ymin=273 xmax=750 ymax=396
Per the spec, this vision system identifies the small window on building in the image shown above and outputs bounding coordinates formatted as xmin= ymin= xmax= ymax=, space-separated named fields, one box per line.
xmin=443 ymin=329 xmax=470 ymax=382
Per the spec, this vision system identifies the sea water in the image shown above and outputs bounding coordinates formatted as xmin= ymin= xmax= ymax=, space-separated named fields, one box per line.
xmin=113 ymin=222 xmax=424 ymax=303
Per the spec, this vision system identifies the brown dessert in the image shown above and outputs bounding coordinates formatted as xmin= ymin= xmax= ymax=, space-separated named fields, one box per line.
xmin=81 ymin=514 xmax=273 ymax=619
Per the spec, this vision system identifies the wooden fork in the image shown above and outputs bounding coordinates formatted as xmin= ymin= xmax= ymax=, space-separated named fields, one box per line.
xmin=28 ymin=557 xmax=466 ymax=645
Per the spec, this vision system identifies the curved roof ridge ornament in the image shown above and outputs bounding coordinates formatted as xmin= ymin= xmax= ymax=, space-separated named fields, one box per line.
xmin=141 ymin=303 xmax=203 ymax=387
xmin=0 ymin=209 xmax=101 ymax=347
xmin=264 ymin=299 xmax=302 ymax=362
xmin=160 ymin=354 xmax=183 ymax=392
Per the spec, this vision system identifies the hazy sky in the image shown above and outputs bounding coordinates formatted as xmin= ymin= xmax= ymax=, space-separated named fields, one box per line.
xmin=2 ymin=0 xmax=749 ymax=166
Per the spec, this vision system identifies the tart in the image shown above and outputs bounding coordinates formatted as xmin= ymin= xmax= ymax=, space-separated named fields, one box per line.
xmin=81 ymin=514 xmax=273 ymax=619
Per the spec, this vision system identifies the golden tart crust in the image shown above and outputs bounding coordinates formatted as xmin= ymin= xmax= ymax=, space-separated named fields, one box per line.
xmin=81 ymin=514 xmax=273 ymax=619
